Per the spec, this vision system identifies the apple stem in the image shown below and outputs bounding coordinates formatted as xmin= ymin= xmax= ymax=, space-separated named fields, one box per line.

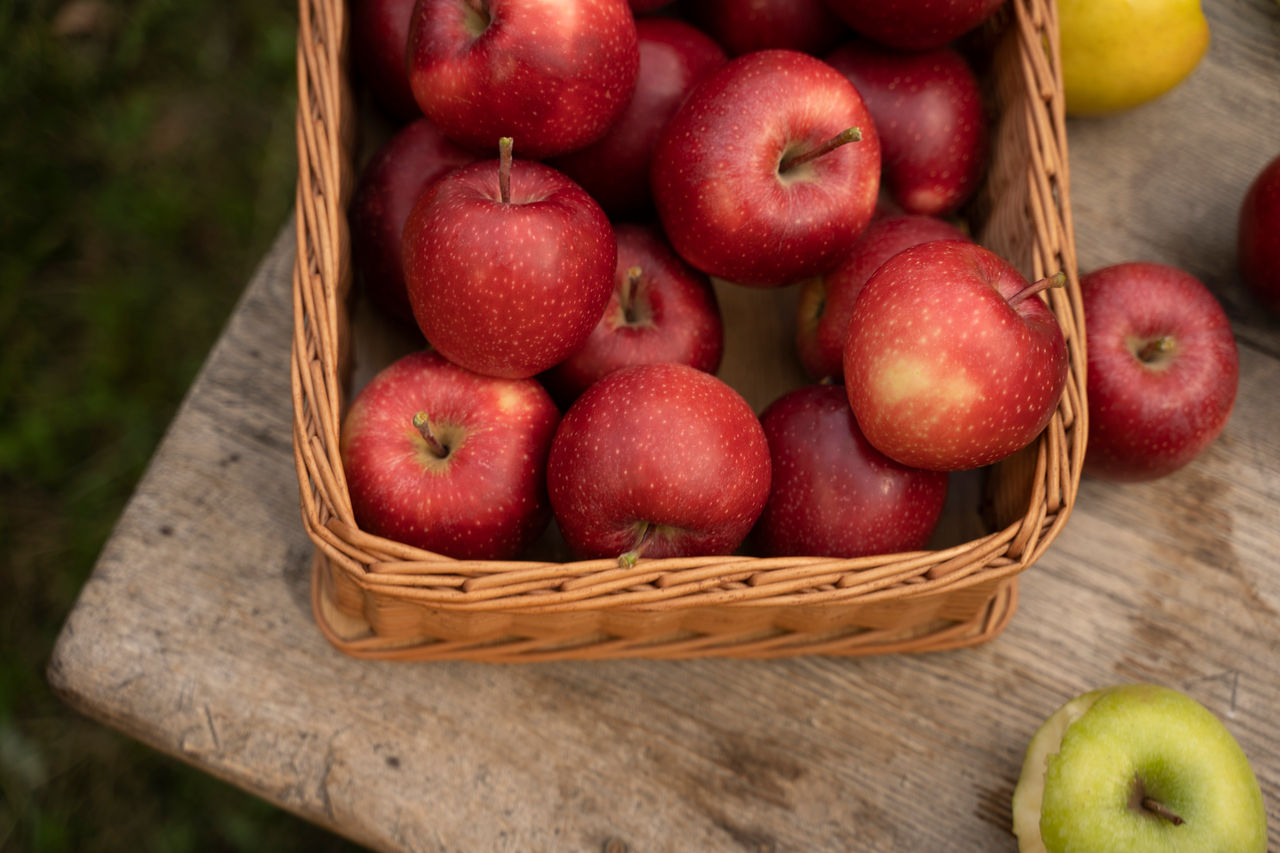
xmin=618 ymin=523 xmax=654 ymax=569
xmin=1141 ymin=797 xmax=1184 ymax=826
xmin=412 ymin=411 xmax=449 ymax=459
xmin=620 ymin=266 xmax=643 ymax=324
xmin=1007 ymin=271 xmax=1068 ymax=307
xmin=779 ymin=127 xmax=861 ymax=172
xmin=1138 ymin=336 xmax=1175 ymax=363
xmin=498 ymin=137 xmax=513 ymax=204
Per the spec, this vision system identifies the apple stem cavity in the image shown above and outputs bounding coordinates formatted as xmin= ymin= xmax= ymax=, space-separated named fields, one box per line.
xmin=1137 ymin=336 xmax=1175 ymax=363
xmin=618 ymin=522 xmax=655 ymax=568
xmin=620 ymin=266 xmax=643 ymax=324
xmin=1007 ymin=271 xmax=1068 ymax=307
xmin=498 ymin=136 xmax=513 ymax=204
xmin=412 ymin=411 xmax=450 ymax=459
xmin=1141 ymin=797 xmax=1185 ymax=826
xmin=779 ymin=127 xmax=862 ymax=173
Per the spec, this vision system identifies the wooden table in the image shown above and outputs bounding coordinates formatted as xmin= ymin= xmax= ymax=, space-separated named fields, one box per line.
xmin=49 ymin=3 xmax=1279 ymax=850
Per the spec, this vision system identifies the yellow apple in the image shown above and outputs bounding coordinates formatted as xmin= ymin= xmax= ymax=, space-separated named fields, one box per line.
xmin=1059 ymin=0 xmax=1209 ymax=116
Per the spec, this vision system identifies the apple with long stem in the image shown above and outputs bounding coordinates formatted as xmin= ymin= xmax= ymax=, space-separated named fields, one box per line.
xmin=340 ymin=349 xmax=561 ymax=560
xmin=402 ymin=138 xmax=616 ymax=379
xmin=843 ymin=240 xmax=1068 ymax=471
xmin=752 ymin=385 xmax=948 ymax=558
xmin=1080 ymin=261 xmax=1238 ymax=481
xmin=406 ymin=0 xmax=639 ymax=159
xmin=651 ymin=49 xmax=881 ymax=287
xmin=542 ymin=224 xmax=724 ymax=404
xmin=550 ymin=17 xmax=726 ymax=219
xmin=825 ymin=40 xmax=987 ymax=217
xmin=349 ymin=118 xmax=476 ymax=327
xmin=547 ymin=362 xmax=771 ymax=563
xmin=1012 ymin=683 xmax=1267 ymax=853
xmin=795 ymin=214 xmax=969 ymax=382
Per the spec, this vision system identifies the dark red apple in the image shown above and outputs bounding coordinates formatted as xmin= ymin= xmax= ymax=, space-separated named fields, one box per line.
xmin=826 ymin=40 xmax=987 ymax=216
xmin=340 ymin=349 xmax=560 ymax=559
xmin=406 ymin=0 xmax=640 ymax=159
xmin=350 ymin=0 xmax=420 ymax=120
xmin=402 ymin=139 xmax=616 ymax=379
xmin=349 ymin=118 xmax=476 ymax=326
xmin=752 ymin=385 xmax=948 ymax=557
xmin=651 ymin=49 xmax=881 ymax=286
xmin=1239 ymin=152 xmax=1280 ymax=314
xmin=542 ymin=223 xmax=724 ymax=404
xmin=547 ymin=362 xmax=771 ymax=562
xmin=550 ymin=18 xmax=727 ymax=219
xmin=690 ymin=0 xmax=848 ymax=57
xmin=1080 ymin=262 xmax=1239 ymax=482
xmin=843 ymin=240 xmax=1068 ymax=471
xmin=795 ymin=214 xmax=970 ymax=381
xmin=822 ymin=0 xmax=1005 ymax=52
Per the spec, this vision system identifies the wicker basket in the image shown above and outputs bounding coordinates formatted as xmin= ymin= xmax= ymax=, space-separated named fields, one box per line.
xmin=291 ymin=0 xmax=1087 ymax=662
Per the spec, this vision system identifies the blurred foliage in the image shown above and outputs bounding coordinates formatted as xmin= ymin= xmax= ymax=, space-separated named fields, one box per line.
xmin=0 ymin=1 xmax=360 ymax=849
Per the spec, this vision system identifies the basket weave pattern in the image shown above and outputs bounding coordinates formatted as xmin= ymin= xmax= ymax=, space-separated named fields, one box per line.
xmin=291 ymin=0 xmax=1087 ymax=662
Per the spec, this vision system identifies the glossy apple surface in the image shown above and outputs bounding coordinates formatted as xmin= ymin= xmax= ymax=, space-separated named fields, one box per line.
xmin=825 ymin=41 xmax=986 ymax=216
xmin=795 ymin=214 xmax=969 ymax=381
xmin=551 ymin=18 xmax=726 ymax=219
xmin=752 ymin=385 xmax=948 ymax=557
xmin=542 ymin=224 xmax=723 ymax=404
xmin=843 ymin=240 xmax=1068 ymax=471
xmin=340 ymin=350 xmax=560 ymax=559
xmin=1238 ymin=152 xmax=1280 ymax=314
xmin=651 ymin=49 xmax=881 ymax=287
xmin=402 ymin=145 xmax=616 ymax=379
xmin=547 ymin=363 xmax=771 ymax=561
xmin=406 ymin=0 xmax=639 ymax=158
xmin=349 ymin=118 xmax=476 ymax=326
xmin=690 ymin=0 xmax=847 ymax=57
xmin=1012 ymin=684 xmax=1267 ymax=853
xmin=822 ymin=0 xmax=1004 ymax=52
xmin=1080 ymin=262 xmax=1238 ymax=481
xmin=350 ymin=0 xmax=420 ymax=119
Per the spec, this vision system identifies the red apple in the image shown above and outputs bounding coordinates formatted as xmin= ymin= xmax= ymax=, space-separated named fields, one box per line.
xmin=822 ymin=0 xmax=1005 ymax=52
xmin=795 ymin=213 xmax=970 ymax=381
xmin=1239 ymin=152 xmax=1280 ymax=314
xmin=550 ymin=18 xmax=727 ymax=219
xmin=753 ymin=385 xmax=948 ymax=557
xmin=690 ymin=0 xmax=848 ymax=57
xmin=349 ymin=118 xmax=476 ymax=327
xmin=402 ymin=139 xmax=616 ymax=379
xmin=340 ymin=349 xmax=560 ymax=559
xmin=406 ymin=0 xmax=640 ymax=159
xmin=650 ymin=49 xmax=881 ymax=287
xmin=843 ymin=240 xmax=1069 ymax=471
xmin=542 ymin=223 xmax=724 ymax=404
xmin=547 ymin=362 xmax=772 ymax=561
xmin=1080 ymin=262 xmax=1239 ymax=482
xmin=825 ymin=40 xmax=987 ymax=216
xmin=350 ymin=0 xmax=421 ymax=120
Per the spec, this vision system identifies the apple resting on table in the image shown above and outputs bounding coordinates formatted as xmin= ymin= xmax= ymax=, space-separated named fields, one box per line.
xmin=541 ymin=223 xmax=724 ymax=405
xmin=547 ymin=363 xmax=771 ymax=563
xmin=651 ymin=49 xmax=881 ymax=287
xmin=1239 ymin=151 xmax=1280 ymax=314
xmin=406 ymin=0 xmax=639 ymax=159
xmin=349 ymin=118 xmax=475 ymax=327
xmin=1080 ymin=261 xmax=1238 ymax=481
xmin=1012 ymin=683 xmax=1267 ymax=853
xmin=825 ymin=41 xmax=987 ymax=216
xmin=795 ymin=213 xmax=970 ymax=382
xmin=402 ymin=138 xmax=616 ymax=379
xmin=752 ymin=385 xmax=948 ymax=558
xmin=843 ymin=240 xmax=1068 ymax=471
xmin=339 ymin=350 xmax=560 ymax=560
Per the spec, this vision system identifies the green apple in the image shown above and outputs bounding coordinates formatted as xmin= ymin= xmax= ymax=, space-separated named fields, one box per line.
xmin=1012 ymin=683 xmax=1267 ymax=852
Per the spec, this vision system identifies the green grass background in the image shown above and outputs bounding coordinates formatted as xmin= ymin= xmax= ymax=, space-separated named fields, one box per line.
xmin=2 ymin=1 xmax=363 ymax=849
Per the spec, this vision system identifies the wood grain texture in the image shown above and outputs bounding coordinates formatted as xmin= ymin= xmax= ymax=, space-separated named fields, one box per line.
xmin=49 ymin=2 xmax=1280 ymax=850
